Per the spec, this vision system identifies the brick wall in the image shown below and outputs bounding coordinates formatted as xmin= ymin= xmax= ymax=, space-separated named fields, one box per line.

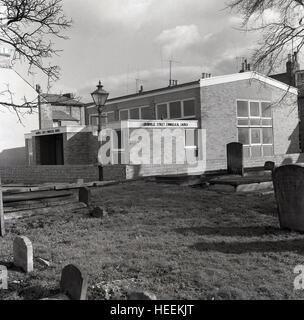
xmin=63 ymin=131 xmax=98 ymax=165
xmin=0 ymin=165 xmax=99 ymax=184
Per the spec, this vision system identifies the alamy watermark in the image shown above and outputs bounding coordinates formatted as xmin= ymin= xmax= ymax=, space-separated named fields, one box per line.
xmin=97 ymin=125 xmax=207 ymax=174
xmin=0 ymin=265 xmax=8 ymax=290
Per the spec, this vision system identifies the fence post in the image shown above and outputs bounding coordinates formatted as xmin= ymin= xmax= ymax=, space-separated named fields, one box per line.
xmin=0 ymin=177 xmax=5 ymax=237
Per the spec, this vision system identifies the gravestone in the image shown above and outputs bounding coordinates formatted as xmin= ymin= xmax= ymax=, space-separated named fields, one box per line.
xmin=13 ymin=236 xmax=34 ymax=273
xmin=0 ymin=177 xmax=4 ymax=237
xmin=78 ymin=187 xmax=91 ymax=206
xmin=264 ymin=161 xmax=275 ymax=173
xmin=90 ymin=206 xmax=108 ymax=218
xmin=273 ymin=165 xmax=304 ymax=232
xmin=60 ymin=264 xmax=88 ymax=300
xmin=127 ymin=291 xmax=157 ymax=300
xmin=0 ymin=265 xmax=8 ymax=290
xmin=227 ymin=142 xmax=244 ymax=176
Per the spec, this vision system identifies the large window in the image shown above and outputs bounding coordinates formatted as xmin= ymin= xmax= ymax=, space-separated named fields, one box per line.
xmin=130 ymin=108 xmax=140 ymax=119
xmin=141 ymin=106 xmax=155 ymax=120
xmin=156 ymin=104 xmax=168 ymax=119
xmin=237 ymin=100 xmax=273 ymax=158
xmin=119 ymin=109 xmax=129 ymax=121
xmin=156 ymin=99 xmax=195 ymax=120
xmin=169 ymin=101 xmax=182 ymax=119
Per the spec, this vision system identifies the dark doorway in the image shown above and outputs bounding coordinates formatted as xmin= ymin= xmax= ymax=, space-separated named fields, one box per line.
xmin=39 ymin=134 xmax=64 ymax=165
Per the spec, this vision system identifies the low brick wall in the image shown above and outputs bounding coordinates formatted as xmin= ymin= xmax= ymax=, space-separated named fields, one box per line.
xmin=103 ymin=163 xmax=207 ymax=180
xmin=0 ymin=165 xmax=99 ymax=184
xmin=103 ymin=153 xmax=304 ymax=180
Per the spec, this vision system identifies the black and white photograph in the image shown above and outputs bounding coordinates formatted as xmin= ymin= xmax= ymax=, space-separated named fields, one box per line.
xmin=0 ymin=0 xmax=304 ymax=309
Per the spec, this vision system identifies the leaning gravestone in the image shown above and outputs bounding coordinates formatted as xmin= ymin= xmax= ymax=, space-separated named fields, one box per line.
xmin=78 ymin=187 xmax=91 ymax=206
xmin=60 ymin=264 xmax=88 ymax=300
xmin=0 ymin=177 xmax=5 ymax=237
xmin=13 ymin=236 xmax=34 ymax=273
xmin=273 ymin=165 xmax=304 ymax=232
xmin=227 ymin=142 xmax=244 ymax=175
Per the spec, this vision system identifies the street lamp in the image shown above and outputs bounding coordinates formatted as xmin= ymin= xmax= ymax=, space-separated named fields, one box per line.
xmin=91 ymin=80 xmax=109 ymax=181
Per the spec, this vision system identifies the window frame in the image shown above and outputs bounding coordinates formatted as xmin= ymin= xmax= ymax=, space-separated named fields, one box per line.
xmin=236 ymin=99 xmax=274 ymax=158
xmin=140 ymin=105 xmax=155 ymax=120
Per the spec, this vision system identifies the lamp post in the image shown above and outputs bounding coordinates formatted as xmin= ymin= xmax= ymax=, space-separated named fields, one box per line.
xmin=91 ymin=81 xmax=109 ymax=181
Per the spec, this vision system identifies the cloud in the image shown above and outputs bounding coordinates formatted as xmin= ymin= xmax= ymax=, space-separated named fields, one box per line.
xmin=35 ymin=0 xmax=260 ymax=99
xmin=78 ymin=65 xmax=204 ymax=100
xmin=155 ymin=25 xmax=202 ymax=57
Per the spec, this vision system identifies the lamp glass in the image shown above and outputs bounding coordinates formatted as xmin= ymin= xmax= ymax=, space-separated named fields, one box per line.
xmin=91 ymin=81 xmax=109 ymax=107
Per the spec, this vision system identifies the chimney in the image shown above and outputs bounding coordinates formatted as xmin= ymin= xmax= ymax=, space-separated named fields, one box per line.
xmin=202 ymin=73 xmax=211 ymax=79
xmin=169 ymin=80 xmax=178 ymax=86
xmin=293 ymin=51 xmax=300 ymax=72
xmin=63 ymin=93 xmax=74 ymax=99
xmin=286 ymin=53 xmax=293 ymax=76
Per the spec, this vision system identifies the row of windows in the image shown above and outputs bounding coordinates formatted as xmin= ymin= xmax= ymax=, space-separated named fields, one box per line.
xmin=89 ymin=99 xmax=196 ymax=125
xmin=237 ymin=100 xmax=272 ymax=118
xmin=119 ymin=99 xmax=196 ymax=121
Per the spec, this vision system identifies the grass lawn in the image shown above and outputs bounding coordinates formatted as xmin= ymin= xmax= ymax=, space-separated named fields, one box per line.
xmin=1 ymin=181 xmax=304 ymax=300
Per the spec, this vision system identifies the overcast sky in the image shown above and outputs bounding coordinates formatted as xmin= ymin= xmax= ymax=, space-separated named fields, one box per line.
xmin=17 ymin=0 xmax=264 ymax=100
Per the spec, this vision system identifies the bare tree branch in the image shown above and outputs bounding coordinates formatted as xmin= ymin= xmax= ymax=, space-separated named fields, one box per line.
xmin=0 ymin=0 xmax=71 ymax=115
xmin=227 ymin=0 xmax=304 ymax=74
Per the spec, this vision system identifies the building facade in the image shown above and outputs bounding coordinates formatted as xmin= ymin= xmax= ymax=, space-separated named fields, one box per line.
xmin=86 ymin=71 xmax=300 ymax=177
xmin=24 ymin=71 xmax=301 ymax=180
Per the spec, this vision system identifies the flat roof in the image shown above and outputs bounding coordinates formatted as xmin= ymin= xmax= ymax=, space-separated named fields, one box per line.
xmin=107 ymin=80 xmax=200 ymax=103
xmin=86 ymin=71 xmax=298 ymax=108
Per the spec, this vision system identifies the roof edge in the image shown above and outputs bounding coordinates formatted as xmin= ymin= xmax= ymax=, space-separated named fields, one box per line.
xmin=200 ymin=71 xmax=298 ymax=95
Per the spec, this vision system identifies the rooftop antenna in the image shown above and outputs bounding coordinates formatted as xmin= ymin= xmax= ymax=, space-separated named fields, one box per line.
xmin=134 ymin=70 xmax=146 ymax=93
xmin=166 ymin=57 xmax=181 ymax=86
xmin=126 ymin=64 xmax=130 ymax=95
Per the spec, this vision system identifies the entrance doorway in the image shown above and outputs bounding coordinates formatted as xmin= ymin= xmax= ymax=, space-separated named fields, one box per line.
xmin=38 ymin=134 xmax=64 ymax=165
